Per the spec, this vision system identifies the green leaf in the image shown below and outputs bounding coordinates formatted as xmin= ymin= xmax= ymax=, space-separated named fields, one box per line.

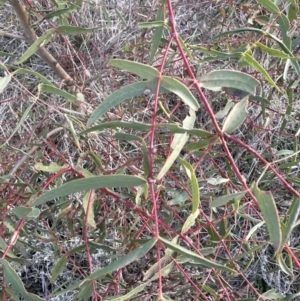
xmin=280 ymin=196 xmax=300 ymax=251
xmin=178 ymin=35 xmax=193 ymax=60
xmin=288 ymin=0 xmax=299 ymax=21
xmin=85 ymin=238 xmax=157 ymax=281
xmin=106 ymin=282 xmax=149 ymax=301
xmin=82 ymin=191 xmax=96 ymax=228
xmin=157 ymin=132 xmax=189 ymax=180
xmin=148 ymin=4 xmax=165 ymax=63
xmin=87 ymin=79 xmax=168 ymax=125
xmin=276 ymin=252 xmax=293 ymax=276
xmin=32 ymin=175 xmax=146 ymax=206
xmin=0 ymin=259 xmax=43 ymax=301
xmin=181 ymin=209 xmax=199 ymax=234
xmin=242 ymin=53 xmax=281 ymax=92
xmin=156 ymin=109 xmax=196 ymax=181
xmin=11 ymin=207 xmax=40 ymax=219
xmin=159 ymin=236 xmax=235 ymax=273
xmin=138 ymin=21 xmax=166 ymax=28
xmin=252 ymin=184 xmax=282 ymax=253
xmin=82 ymin=121 xmax=212 ymax=138
xmin=51 ymin=255 xmax=67 ymax=283
xmin=278 ymin=14 xmax=291 ymax=49
xmin=12 ymin=68 xmax=53 ymax=85
xmin=38 ymin=84 xmax=78 ymax=102
xmin=74 ymin=281 xmax=93 ymax=301
xmin=261 ymin=289 xmax=285 ymax=300
xmin=161 ymin=76 xmax=199 ymax=111
xmin=0 ymin=74 xmax=11 ymax=93
xmin=222 ymin=97 xmax=248 ymax=133
xmin=0 ymin=102 xmax=35 ymax=149
xmin=185 ymin=136 xmax=219 ymax=151
xmin=110 ymin=59 xmax=160 ymax=80
xmin=198 ymin=70 xmax=259 ymax=94
xmin=35 ymin=162 xmax=68 ymax=173
xmin=211 ymin=191 xmax=247 ymax=208
xmin=37 ymin=8 xmax=74 ymax=23
xmin=177 ymin=157 xmax=200 ymax=213
xmin=254 ymin=42 xmax=290 ymax=59
xmin=14 ymin=29 xmax=56 ymax=64
xmin=56 ymin=25 xmax=101 ymax=35
xmin=256 ymin=0 xmax=280 ymax=13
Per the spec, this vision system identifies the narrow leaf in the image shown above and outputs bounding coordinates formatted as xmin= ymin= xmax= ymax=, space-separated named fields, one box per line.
xmin=83 ymin=190 xmax=96 ymax=228
xmin=11 ymin=207 xmax=40 ymax=219
xmin=0 ymin=259 xmax=43 ymax=301
xmin=211 ymin=191 xmax=247 ymax=208
xmin=222 ymin=97 xmax=248 ymax=133
xmin=138 ymin=21 xmax=166 ymax=28
xmin=161 ymin=76 xmax=199 ymax=111
xmin=110 ymin=59 xmax=160 ymax=80
xmin=56 ymin=25 xmax=101 ymax=35
xmin=242 ymin=53 xmax=281 ymax=92
xmin=254 ymin=42 xmax=290 ymax=59
xmin=256 ymin=0 xmax=280 ymax=13
xmin=157 ymin=133 xmax=188 ymax=180
xmin=0 ymin=74 xmax=11 ymax=93
xmin=181 ymin=209 xmax=199 ymax=234
xmin=159 ymin=236 xmax=235 ymax=273
xmin=35 ymin=162 xmax=68 ymax=173
xmin=51 ymin=255 xmax=68 ymax=283
xmin=177 ymin=157 xmax=200 ymax=213
xmin=14 ymin=29 xmax=56 ymax=64
xmin=148 ymin=4 xmax=165 ymax=63
xmin=87 ymin=80 xmax=168 ymax=125
xmin=0 ymin=102 xmax=35 ymax=149
xmin=38 ymin=84 xmax=78 ymax=102
xmin=32 ymin=175 xmax=146 ymax=206
xmin=82 ymin=121 xmax=212 ymax=138
xmin=252 ymin=184 xmax=282 ymax=253
xmin=280 ymin=196 xmax=300 ymax=251
xmin=86 ymin=238 xmax=157 ymax=281
xmin=199 ymin=70 xmax=259 ymax=94
xmin=12 ymin=68 xmax=53 ymax=85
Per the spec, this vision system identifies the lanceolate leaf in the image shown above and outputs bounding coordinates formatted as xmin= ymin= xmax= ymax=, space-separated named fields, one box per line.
xmin=198 ymin=70 xmax=259 ymax=94
xmin=159 ymin=236 xmax=235 ymax=273
xmin=148 ymin=4 xmax=165 ymax=63
xmin=254 ymin=42 xmax=290 ymax=59
xmin=14 ymin=29 xmax=56 ymax=64
xmin=56 ymin=25 xmax=101 ymax=35
xmin=81 ymin=121 xmax=212 ymax=138
xmin=252 ymin=184 xmax=282 ymax=254
xmin=85 ymin=238 xmax=157 ymax=281
xmin=156 ymin=132 xmax=189 ymax=181
xmin=0 ymin=259 xmax=43 ymax=301
xmin=161 ymin=76 xmax=199 ymax=111
xmin=177 ymin=157 xmax=200 ymax=214
xmin=211 ymin=191 xmax=247 ymax=208
xmin=222 ymin=97 xmax=248 ymax=133
xmin=0 ymin=74 xmax=11 ymax=93
xmin=256 ymin=0 xmax=280 ymax=14
xmin=280 ymin=196 xmax=300 ymax=251
xmin=110 ymin=59 xmax=160 ymax=80
xmin=242 ymin=53 xmax=281 ymax=92
xmin=32 ymin=175 xmax=146 ymax=206
xmin=38 ymin=84 xmax=78 ymax=102
xmin=87 ymin=80 xmax=168 ymax=125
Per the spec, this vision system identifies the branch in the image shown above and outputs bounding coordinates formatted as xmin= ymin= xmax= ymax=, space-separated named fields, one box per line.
xmin=8 ymin=0 xmax=72 ymax=84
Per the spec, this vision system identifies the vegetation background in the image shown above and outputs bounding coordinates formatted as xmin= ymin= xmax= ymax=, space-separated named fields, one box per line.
xmin=0 ymin=0 xmax=300 ymax=300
